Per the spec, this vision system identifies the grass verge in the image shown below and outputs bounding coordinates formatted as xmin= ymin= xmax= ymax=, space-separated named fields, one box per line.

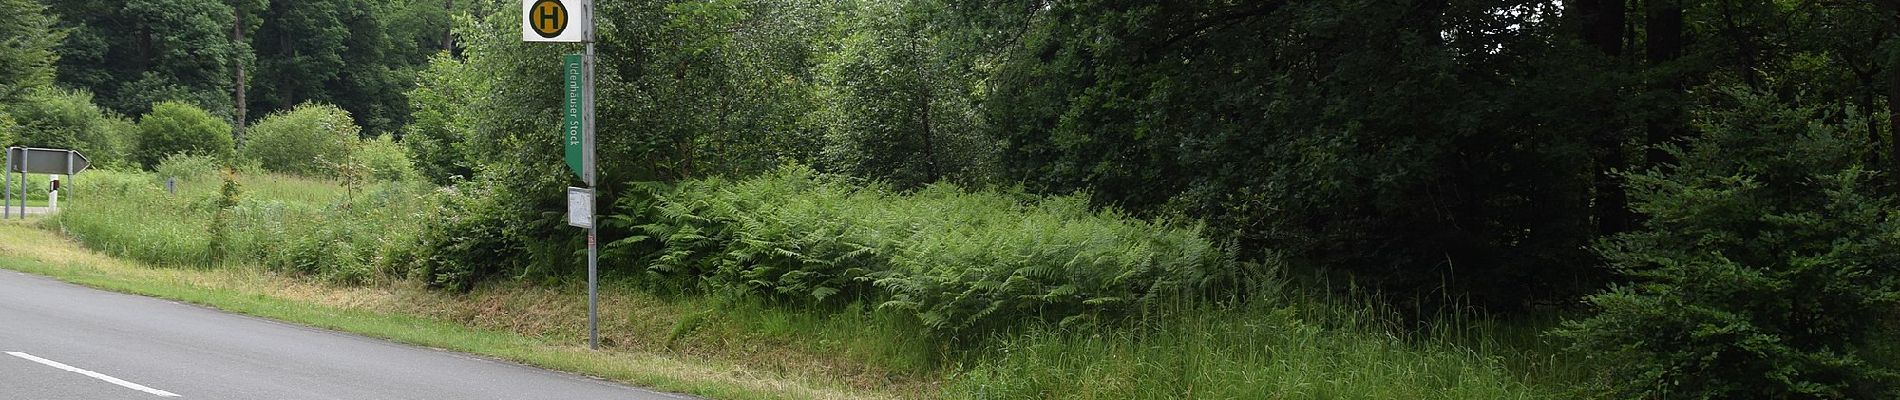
xmin=0 ymin=220 xmax=910 ymax=400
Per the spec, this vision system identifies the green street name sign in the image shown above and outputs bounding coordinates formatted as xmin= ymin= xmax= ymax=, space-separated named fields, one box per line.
xmin=563 ymin=53 xmax=585 ymax=181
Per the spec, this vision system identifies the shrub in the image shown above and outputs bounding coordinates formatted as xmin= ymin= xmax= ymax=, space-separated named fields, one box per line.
xmin=1559 ymin=89 xmax=1900 ymax=399
xmin=153 ymin=153 xmax=221 ymax=182
xmin=6 ymin=88 xmax=97 ymax=150
xmin=404 ymin=54 xmax=481 ymax=185
xmin=356 ymin=135 xmax=418 ymax=182
xmin=91 ymin=114 xmax=139 ymax=168
xmin=5 ymin=88 xmax=141 ymax=168
xmin=412 ymin=177 xmax=526 ymax=290
xmin=136 ymin=101 xmax=233 ymax=168
xmin=240 ymin=103 xmax=357 ymax=176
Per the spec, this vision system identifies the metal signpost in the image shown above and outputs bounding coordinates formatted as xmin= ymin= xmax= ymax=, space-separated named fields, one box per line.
xmin=4 ymin=147 xmax=91 ymax=219
xmin=524 ymin=0 xmax=600 ymax=350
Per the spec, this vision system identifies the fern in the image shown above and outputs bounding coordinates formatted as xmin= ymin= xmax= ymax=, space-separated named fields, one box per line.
xmin=602 ymin=165 xmax=1236 ymax=338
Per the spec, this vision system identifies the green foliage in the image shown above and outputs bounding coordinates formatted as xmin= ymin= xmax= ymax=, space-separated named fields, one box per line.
xmin=0 ymin=109 xmax=14 ymax=147
xmin=451 ymin=0 xmax=829 ymax=184
xmin=253 ymin=181 xmax=430 ymax=284
xmin=154 ymin=153 xmax=222 ymax=181
xmin=48 ymin=171 xmax=213 ymax=266
xmin=90 ymin=114 xmax=140 ymax=168
xmin=239 ymin=103 xmax=360 ymax=176
xmin=947 ymin=303 xmax=1565 ymax=399
xmin=52 ymin=169 xmax=433 ymax=284
xmin=981 ymin=0 xmax=1602 ymax=309
xmin=249 ymin=0 xmax=428 ymax=135
xmin=608 ymin=165 xmax=1234 ymax=337
xmin=136 ymin=101 xmax=234 ymax=168
xmin=409 ymin=175 xmax=529 ymax=291
xmin=0 ymin=0 xmax=63 ymax=103
xmin=356 ymin=135 xmax=418 ymax=182
xmin=814 ymin=0 xmax=991 ymax=188
xmin=207 ymin=172 xmax=242 ymax=263
xmin=2 ymin=88 xmax=140 ymax=167
xmin=1559 ymin=90 xmax=1900 ymax=399
xmin=402 ymin=54 xmax=480 ymax=184
xmin=50 ymin=0 xmax=239 ymax=116
xmin=6 ymin=88 xmax=101 ymax=150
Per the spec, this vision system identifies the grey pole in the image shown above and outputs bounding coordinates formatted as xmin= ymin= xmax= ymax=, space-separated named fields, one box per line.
xmin=584 ymin=0 xmax=599 ymax=351
xmin=18 ymin=149 xmax=26 ymax=219
xmin=4 ymin=148 xmax=12 ymax=219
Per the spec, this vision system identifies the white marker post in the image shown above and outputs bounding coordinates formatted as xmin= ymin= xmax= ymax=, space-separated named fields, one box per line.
xmin=47 ymin=175 xmax=57 ymax=210
xmin=525 ymin=0 xmax=600 ymax=350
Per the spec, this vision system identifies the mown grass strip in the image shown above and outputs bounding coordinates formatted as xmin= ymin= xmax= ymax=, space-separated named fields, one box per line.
xmin=0 ymin=221 xmax=888 ymax=400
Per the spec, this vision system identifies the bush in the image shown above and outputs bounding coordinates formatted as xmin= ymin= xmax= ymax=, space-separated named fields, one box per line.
xmin=5 ymin=88 xmax=141 ymax=168
xmin=412 ymin=176 xmax=527 ymax=290
xmin=153 ymin=153 xmax=221 ymax=182
xmin=404 ymin=54 xmax=481 ymax=185
xmin=136 ymin=101 xmax=233 ymax=169
xmin=1559 ymin=90 xmax=1900 ymax=399
xmin=608 ymin=165 xmax=1234 ymax=337
xmin=90 ymin=114 xmax=139 ymax=168
xmin=6 ymin=88 xmax=98 ymax=150
xmin=356 ymin=135 xmax=418 ymax=182
xmin=240 ymin=103 xmax=358 ymax=177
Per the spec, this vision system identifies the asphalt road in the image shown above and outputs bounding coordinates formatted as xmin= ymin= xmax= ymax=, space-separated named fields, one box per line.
xmin=0 ymin=270 xmax=694 ymax=400
xmin=1 ymin=206 xmax=49 ymax=217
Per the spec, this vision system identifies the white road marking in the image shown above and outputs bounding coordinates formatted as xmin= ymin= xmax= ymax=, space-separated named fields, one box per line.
xmin=6 ymin=351 xmax=180 ymax=397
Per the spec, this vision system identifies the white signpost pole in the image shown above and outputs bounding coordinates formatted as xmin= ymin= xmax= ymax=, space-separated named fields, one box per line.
xmin=47 ymin=175 xmax=57 ymax=210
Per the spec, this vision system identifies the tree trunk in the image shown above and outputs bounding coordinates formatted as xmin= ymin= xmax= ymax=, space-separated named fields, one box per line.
xmin=1856 ymin=70 xmax=1882 ymax=169
xmin=1571 ymin=0 xmax=1626 ymax=58
xmin=1572 ymin=0 xmax=1634 ymax=236
xmin=1644 ymin=0 xmax=1685 ymax=166
xmin=443 ymin=0 xmax=455 ymax=52
xmin=912 ymin=31 xmax=939 ymax=184
xmin=1715 ymin=1 xmax=1761 ymax=87
xmin=1889 ymin=61 xmax=1900 ymax=172
xmin=232 ymin=7 xmax=248 ymax=147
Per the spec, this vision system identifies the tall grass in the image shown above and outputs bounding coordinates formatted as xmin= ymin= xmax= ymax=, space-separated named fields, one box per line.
xmin=48 ymin=167 xmax=433 ymax=283
xmin=944 ymin=287 xmax=1598 ymax=399
xmin=48 ymin=170 xmax=210 ymax=265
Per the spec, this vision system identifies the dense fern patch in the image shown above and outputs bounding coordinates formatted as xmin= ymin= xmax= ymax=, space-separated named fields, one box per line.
xmin=606 ymin=165 xmax=1243 ymax=337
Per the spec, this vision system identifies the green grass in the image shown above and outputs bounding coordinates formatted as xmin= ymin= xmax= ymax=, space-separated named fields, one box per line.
xmin=941 ymin=290 xmax=1598 ymax=400
xmin=0 ymin=220 xmax=899 ymax=399
xmin=8 ymin=169 xmax=1600 ymax=399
